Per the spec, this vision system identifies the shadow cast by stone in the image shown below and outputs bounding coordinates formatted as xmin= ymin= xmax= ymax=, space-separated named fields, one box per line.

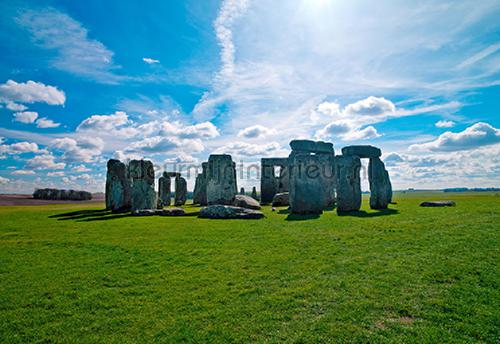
xmin=285 ymin=213 xmax=321 ymax=221
xmin=337 ymin=208 xmax=399 ymax=217
xmin=49 ymin=209 xmax=109 ymax=218
xmin=50 ymin=209 xmax=132 ymax=222
xmin=77 ymin=213 xmax=132 ymax=222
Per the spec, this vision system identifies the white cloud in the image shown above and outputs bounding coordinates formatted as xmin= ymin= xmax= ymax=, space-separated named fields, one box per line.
xmin=72 ymin=164 xmax=91 ymax=172
xmin=410 ymin=122 xmax=500 ymax=152
xmin=143 ymin=57 xmax=160 ymax=64
xmin=6 ymin=102 xmax=27 ymax=111
xmin=435 ymin=120 xmax=456 ymax=128
xmin=77 ymin=111 xmax=131 ymax=132
xmin=158 ymin=121 xmax=220 ymax=139
xmin=456 ymin=43 xmax=500 ymax=70
xmin=0 ymin=141 xmax=40 ymax=155
xmin=17 ymin=8 xmax=122 ymax=83
xmin=36 ymin=117 xmax=60 ymax=128
xmin=0 ymin=176 xmax=9 ymax=184
xmin=214 ymin=141 xmax=285 ymax=157
xmin=238 ymin=125 xmax=277 ymax=138
xmin=0 ymin=80 xmax=65 ymax=105
xmin=12 ymin=170 xmax=36 ymax=175
xmin=13 ymin=111 xmax=38 ymax=124
xmin=344 ymin=96 xmax=395 ymax=118
xmin=26 ymin=154 xmax=65 ymax=170
xmin=164 ymin=153 xmax=199 ymax=164
xmin=47 ymin=171 xmax=65 ymax=177
xmin=129 ymin=136 xmax=204 ymax=154
xmin=51 ymin=136 xmax=104 ymax=162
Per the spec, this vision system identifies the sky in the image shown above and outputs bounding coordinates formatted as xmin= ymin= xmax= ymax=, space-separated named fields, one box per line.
xmin=0 ymin=0 xmax=499 ymax=193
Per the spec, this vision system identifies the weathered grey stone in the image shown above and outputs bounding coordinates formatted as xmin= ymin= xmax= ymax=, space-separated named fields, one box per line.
xmin=240 ymin=187 xmax=245 ymax=195
xmin=317 ymin=152 xmax=336 ymax=207
xmin=192 ymin=174 xmax=202 ymax=204
xmin=105 ymin=159 xmax=131 ymax=212
xmin=335 ymin=155 xmax=362 ymax=212
xmin=206 ymin=154 xmax=237 ymax=205
xmin=233 ymin=194 xmax=261 ymax=210
xmin=290 ymin=139 xmax=333 ymax=153
xmin=368 ymin=157 xmax=392 ymax=210
xmin=157 ymin=208 xmax=186 ymax=216
xmin=289 ymin=152 xmax=324 ymax=214
xmin=272 ymin=192 xmax=289 ymax=207
xmin=129 ymin=159 xmax=156 ymax=212
xmin=199 ymin=205 xmax=264 ymax=219
xmin=341 ymin=145 xmax=381 ymax=158
xmin=174 ymin=175 xmax=187 ymax=206
xmin=251 ymin=186 xmax=258 ymax=200
xmin=158 ymin=172 xmax=171 ymax=207
xmin=260 ymin=157 xmax=289 ymax=204
xmin=193 ymin=162 xmax=208 ymax=205
xmin=132 ymin=209 xmax=156 ymax=216
xmin=420 ymin=201 xmax=456 ymax=207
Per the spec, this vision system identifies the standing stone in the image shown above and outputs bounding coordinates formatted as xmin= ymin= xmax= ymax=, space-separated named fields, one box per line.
xmin=289 ymin=152 xmax=324 ymax=214
xmin=240 ymin=187 xmax=245 ymax=195
xmin=129 ymin=159 xmax=156 ymax=211
xmin=192 ymin=173 xmax=202 ymax=204
xmin=317 ymin=152 xmax=336 ymax=207
xmin=206 ymin=154 xmax=237 ymax=205
xmin=174 ymin=175 xmax=187 ymax=206
xmin=368 ymin=157 xmax=392 ymax=209
xmin=199 ymin=162 xmax=208 ymax=206
xmin=260 ymin=157 xmax=289 ymax=204
xmin=158 ymin=172 xmax=171 ymax=207
xmin=251 ymin=186 xmax=258 ymax=200
xmin=105 ymin=159 xmax=131 ymax=212
xmin=335 ymin=155 xmax=362 ymax=213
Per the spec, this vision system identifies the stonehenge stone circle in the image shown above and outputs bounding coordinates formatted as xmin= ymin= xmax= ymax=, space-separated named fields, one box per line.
xmin=206 ymin=154 xmax=237 ymax=205
xmin=158 ymin=172 xmax=171 ymax=207
xmin=260 ymin=157 xmax=289 ymax=204
xmin=288 ymin=140 xmax=335 ymax=214
xmin=251 ymin=186 xmax=258 ymax=200
xmin=192 ymin=162 xmax=208 ymax=205
xmin=129 ymin=159 xmax=156 ymax=211
xmin=105 ymin=159 xmax=131 ymax=212
xmin=368 ymin=157 xmax=392 ymax=209
xmin=341 ymin=145 xmax=381 ymax=159
xmin=335 ymin=155 xmax=362 ymax=212
xmin=174 ymin=175 xmax=187 ymax=206
xmin=272 ymin=192 xmax=289 ymax=207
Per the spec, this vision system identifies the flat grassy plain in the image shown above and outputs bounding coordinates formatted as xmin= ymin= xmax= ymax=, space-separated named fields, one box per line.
xmin=0 ymin=192 xmax=498 ymax=343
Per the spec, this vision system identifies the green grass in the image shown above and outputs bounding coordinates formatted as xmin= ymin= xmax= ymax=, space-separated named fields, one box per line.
xmin=0 ymin=192 xmax=499 ymax=343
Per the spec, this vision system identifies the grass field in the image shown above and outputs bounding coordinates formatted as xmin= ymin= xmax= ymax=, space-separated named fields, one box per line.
xmin=0 ymin=192 xmax=498 ymax=343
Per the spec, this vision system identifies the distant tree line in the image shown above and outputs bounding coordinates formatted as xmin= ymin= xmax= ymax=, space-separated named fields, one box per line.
xmin=33 ymin=188 xmax=92 ymax=201
xmin=443 ymin=187 xmax=500 ymax=192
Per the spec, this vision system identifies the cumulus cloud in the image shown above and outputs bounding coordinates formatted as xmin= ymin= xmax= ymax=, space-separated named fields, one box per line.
xmin=157 ymin=121 xmax=220 ymax=139
xmin=143 ymin=57 xmax=160 ymax=64
xmin=164 ymin=153 xmax=199 ymax=164
xmin=51 ymin=136 xmax=104 ymax=162
xmin=0 ymin=176 xmax=9 ymax=184
xmin=26 ymin=154 xmax=65 ymax=170
xmin=36 ymin=117 xmax=60 ymax=128
xmin=435 ymin=120 xmax=456 ymax=128
xmin=238 ymin=125 xmax=277 ymax=138
xmin=410 ymin=122 xmax=500 ymax=152
xmin=77 ymin=111 xmax=132 ymax=133
xmin=13 ymin=111 xmax=38 ymax=124
xmin=0 ymin=80 xmax=65 ymax=105
xmin=12 ymin=170 xmax=36 ymax=175
xmin=6 ymin=102 xmax=27 ymax=111
xmin=0 ymin=141 xmax=40 ymax=155
xmin=129 ymin=136 xmax=204 ymax=154
xmin=343 ymin=96 xmax=395 ymax=117
xmin=214 ymin=141 xmax=284 ymax=157
xmin=72 ymin=165 xmax=91 ymax=172
xmin=47 ymin=171 xmax=65 ymax=177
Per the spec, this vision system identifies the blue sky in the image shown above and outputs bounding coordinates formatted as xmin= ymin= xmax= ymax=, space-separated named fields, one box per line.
xmin=0 ymin=0 xmax=499 ymax=193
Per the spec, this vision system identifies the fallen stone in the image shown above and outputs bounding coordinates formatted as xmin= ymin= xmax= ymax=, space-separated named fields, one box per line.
xmin=341 ymin=145 xmax=381 ymax=158
xmin=233 ymin=194 xmax=261 ymax=210
xmin=272 ymin=192 xmax=289 ymax=206
xmin=157 ymin=208 xmax=186 ymax=216
xmin=199 ymin=205 xmax=264 ymax=219
xmin=132 ymin=209 xmax=156 ymax=216
xmin=420 ymin=201 xmax=456 ymax=207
